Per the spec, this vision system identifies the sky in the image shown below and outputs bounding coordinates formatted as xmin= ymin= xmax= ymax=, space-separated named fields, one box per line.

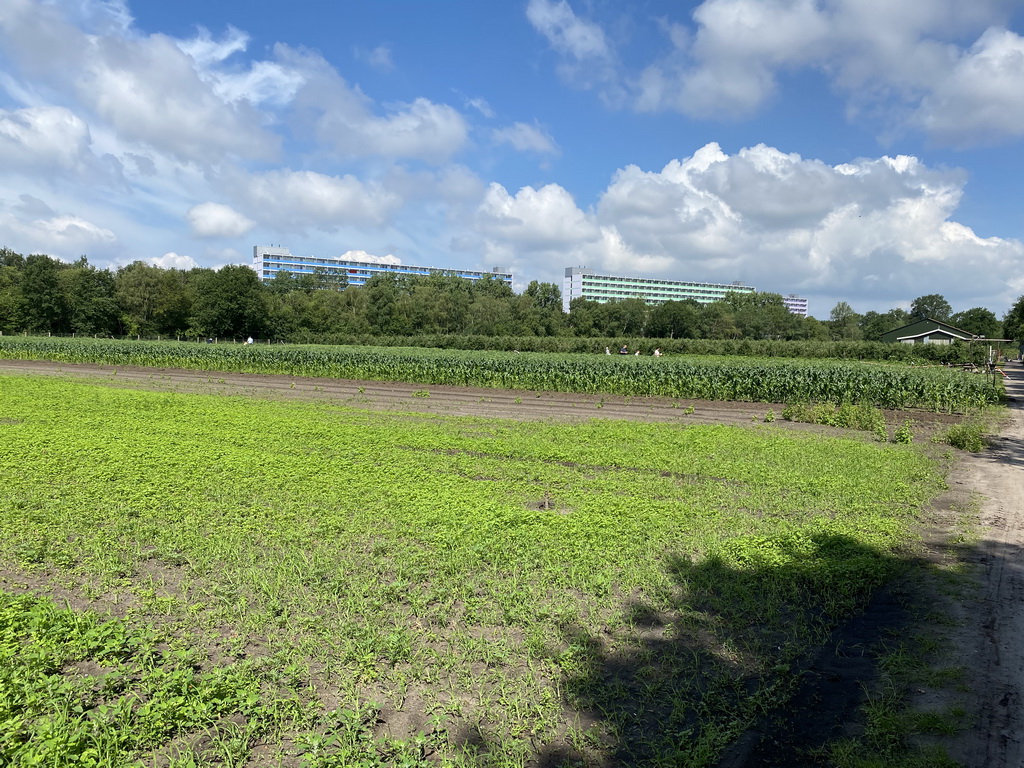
xmin=2 ymin=0 xmax=1024 ymax=319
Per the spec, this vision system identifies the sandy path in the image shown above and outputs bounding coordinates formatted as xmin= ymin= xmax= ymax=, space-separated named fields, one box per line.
xmin=950 ymin=365 xmax=1024 ymax=767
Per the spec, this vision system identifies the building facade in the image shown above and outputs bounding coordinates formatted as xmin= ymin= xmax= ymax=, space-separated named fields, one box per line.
xmin=879 ymin=318 xmax=978 ymax=345
xmin=562 ymin=266 xmax=756 ymax=313
xmin=782 ymin=295 xmax=809 ymax=317
xmin=253 ymin=246 xmax=513 ymax=288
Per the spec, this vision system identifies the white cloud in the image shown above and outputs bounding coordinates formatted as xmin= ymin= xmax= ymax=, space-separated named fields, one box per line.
xmin=492 ymin=122 xmax=559 ymax=154
xmin=477 ymin=183 xmax=599 ymax=248
xmin=525 ymin=0 xmax=624 ymax=102
xmin=177 ymin=25 xmax=248 ymax=68
xmin=150 ymin=251 xmax=199 ymax=269
xmin=186 ymin=202 xmax=256 ymax=238
xmin=468 ymin=143 xmax=1024 ymax=311
xmin=528 ymin=0 xmax=1024 ymax=145
xmin=466 ymin=97 xmax=495 ymax=118
xmin=0 ymin=2 xmax=279 ymax=163
xmin=526 ymin=0 xmax=610 ymax=60
xmin=238 ymin=169 xmax=402 ymax=230
xmin=0 ymin=106 xmax=96 ymax=174
xmin=286 ymin=47 xmax=469 ymax=162
xmin=355 ymin=44 xmax=395 ymax=72
xmin=34 ymin=215 xmax=117 ymax=245
xmin=0 ymin=200 xmax=118 ymax=260
xmin=914 ymin=27 xmax=1024 ymax=144
xmin=340 ymin=249 xmax=401 ymax=265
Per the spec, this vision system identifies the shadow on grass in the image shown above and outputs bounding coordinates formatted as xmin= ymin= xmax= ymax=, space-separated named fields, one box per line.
xmin=455 ymin=533 xmax=927 ymax=768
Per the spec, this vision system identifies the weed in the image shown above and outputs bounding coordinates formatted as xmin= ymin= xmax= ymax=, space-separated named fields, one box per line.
xmin=894 ymin=420 xmax=914 ymax=444
xmin=938 ymin=421 xmax=986 ymax=452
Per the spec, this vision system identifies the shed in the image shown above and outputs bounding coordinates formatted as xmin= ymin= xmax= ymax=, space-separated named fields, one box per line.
xmin=879 ymin=318 xmax=978 ymax=345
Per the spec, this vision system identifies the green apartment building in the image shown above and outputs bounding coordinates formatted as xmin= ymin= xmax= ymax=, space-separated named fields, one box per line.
xmin=562 ymin=266 xmax=757 ymax=312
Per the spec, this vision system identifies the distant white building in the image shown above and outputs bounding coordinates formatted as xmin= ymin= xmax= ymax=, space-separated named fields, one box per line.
xmin=252 ymin=246 xmax=513 ymax=288
xmin=782 ymin=295 xmax=809 ymax=317
xmin=562 ymin=266 xmax=755 ymax=313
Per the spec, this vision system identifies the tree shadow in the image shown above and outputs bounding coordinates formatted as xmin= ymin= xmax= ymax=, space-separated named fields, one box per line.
xmin=454 ymin=533 xmax=932 ymax=767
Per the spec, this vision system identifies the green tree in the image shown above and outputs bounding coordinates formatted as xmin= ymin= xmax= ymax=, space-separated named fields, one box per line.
xmin=860 ymin=308 xmax=909 ymax=341
xmin=364 ymin=273 xmax=412 ymax=335
xmin=949 ymin=307 xmax=1001 ymax=338
xmin=1003 ymin=295 xmax=1024 ymax=342
xmin=116 ymin=262 xmax=192 ymax=336
xmin=521 ymin=281 xmax=564 ymax=336
xmin=566 ymin=298 xmax=600 ymax=336
xmin=697 ymin=302 xmax=739 ymax=339
xmin=190 ymin=265 xmax=268 ymax=338
xmin=20 ymin=254 xmax=68 ymax=332
xmin=0 ymin=263 xmax=24 ymax=332
xmin=60 ymin=258 xmax=119 ymax=335
xmin=910 ymin=294 xmax=952 ymax=321
xmin=648 ymin=299 xmax=702 ymax=339
xmin=726 ymin=291 xmax=799 ymax=340
xmin=828 ymin=301 xmax=863 ymax=340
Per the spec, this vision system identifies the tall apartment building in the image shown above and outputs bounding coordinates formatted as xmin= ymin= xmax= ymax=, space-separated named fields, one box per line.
xmin=253 ymin=246 xmax=513 ymax=288
xmin=562 ymin=267 xmax=756 ymax=313
xmin=782 ymin=295 xmax=809 ymax=317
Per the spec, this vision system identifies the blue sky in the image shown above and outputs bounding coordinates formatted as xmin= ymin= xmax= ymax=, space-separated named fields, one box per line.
xmin=2 ymin=0 xmax=1024 ymax=318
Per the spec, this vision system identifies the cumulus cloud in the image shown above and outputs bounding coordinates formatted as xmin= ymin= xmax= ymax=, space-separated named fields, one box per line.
xmin=0 ymin=202 xmax=117 ymax=260
xmin=0 ymin=106 xmax=109 ymax=177
xmin=914 ymin=27 xmax=1024 ymax=145
xmin=186 ymin=202 xmax=256 ymax=238
xmin=237 ymin=169 xmax=402 ymax=230
xmin=151 ymin=251 xmax=199 ymax=269
xmin=340 ymin=249 xmax=401 ymax=265
xmin=0 ymin=2 xmax=278 ymax=163
xmin=492 ymin=122 xmax=559 ymax=155
xmin=470 ymin=143 xmax=1024 ymax=311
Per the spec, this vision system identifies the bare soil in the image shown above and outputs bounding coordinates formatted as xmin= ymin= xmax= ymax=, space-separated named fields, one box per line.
xmin=943 ymin=365 xmax=1024 ymax=767
xmin=2 ymin=358 xmax=1020 ymax=767
xmin=0 ymin=359 xmax=962 ymax=437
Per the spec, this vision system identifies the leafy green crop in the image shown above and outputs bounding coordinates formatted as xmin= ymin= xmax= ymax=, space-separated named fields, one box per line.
xmin=0 ymin=373 xmax=952 ymax=766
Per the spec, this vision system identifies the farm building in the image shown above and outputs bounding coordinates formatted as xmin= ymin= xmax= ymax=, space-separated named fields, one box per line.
xmin=880 ymin=318 xmax=979 ymax=345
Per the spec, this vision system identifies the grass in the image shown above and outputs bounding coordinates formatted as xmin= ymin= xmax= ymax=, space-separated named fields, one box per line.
xmin=0 ymin=373 xmax=952 ymax=766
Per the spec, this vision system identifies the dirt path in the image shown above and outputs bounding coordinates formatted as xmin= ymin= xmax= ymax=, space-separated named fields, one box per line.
xmin=948 ymin=364 xmax=1024 ymax=767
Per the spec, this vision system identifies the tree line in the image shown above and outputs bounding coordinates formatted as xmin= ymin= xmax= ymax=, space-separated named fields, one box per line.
xmin=1 ymin=248 xmax=1021 ymax=343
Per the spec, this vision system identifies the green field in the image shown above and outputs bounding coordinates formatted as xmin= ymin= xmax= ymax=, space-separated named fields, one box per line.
xmin=0 ymin=373 xmax=951 ymax=766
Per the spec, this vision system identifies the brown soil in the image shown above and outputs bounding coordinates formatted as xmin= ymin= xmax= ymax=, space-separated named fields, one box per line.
xmin=943 ymin=365 xmax=1024 ymax=767
xmin=1 ymin=358 xmax=1018 ymax=766
xmin=0 ymin=359 xmax=961 ymax=438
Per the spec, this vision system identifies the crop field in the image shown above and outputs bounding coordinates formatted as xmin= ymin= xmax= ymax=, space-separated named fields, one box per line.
xmin=0 ymin=370 xmax=959 ymax=767
xmin=0 ymin=336 xmax=1003 ymax=411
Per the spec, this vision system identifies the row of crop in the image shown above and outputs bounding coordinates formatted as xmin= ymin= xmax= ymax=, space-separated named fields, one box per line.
xmin=4 ymin=331 xmax=1008 ymax=364
xmin=0 ymin=336 xmax=1001 ymax=411
xmin=286 ymin=332 xmax=1006 ymax=364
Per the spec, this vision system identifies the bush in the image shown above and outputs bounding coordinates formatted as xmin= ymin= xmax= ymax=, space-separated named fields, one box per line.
xmin=940 ymin=421 xmax=987 ymax=452
xmin=893 ymin=420 xmax=914 ymax=444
